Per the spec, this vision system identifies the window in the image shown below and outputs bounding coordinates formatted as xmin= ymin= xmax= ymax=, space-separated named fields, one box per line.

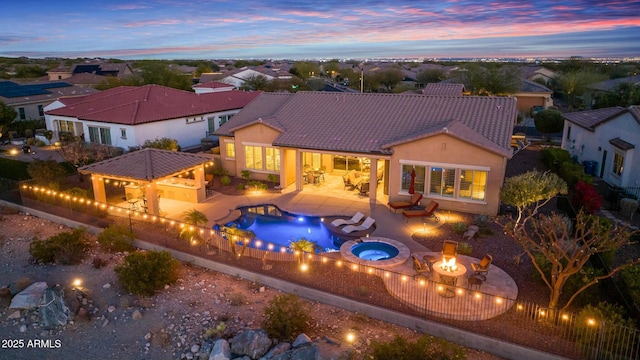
xmin=207 ymin=117 xmax=216 ymax=134
xmin=120 ymin=128 xmax=127 ymax=139
xmin=613 ymin=153 xmax=624 ymax=176
xmin=458 ymin=169 xmax=487 ymax=201
xmin=225 ymin=141 xmax=235 ymax=159
xmin=219 ymin=114 xmax=233 ymax=127
xmin=57 ymin=120 xmax=74 ymax=133
xmin=88 ymin=126 xmax=112 ymax=145
xmin=244 ymin=145 xmax=279 ymax=172
xmin=401 ymin=165 xmax=426 ymax=193
xmin=19 ymin=108 xmax=25 ymax=120
xmin=38 ymin=105 xmax=44 ymax=117
xmin=566 ymin=125 xmax=571 ymax=140
xmin=429 ymin=167 xmax=456 ymax=198
xmin=245 ymin=145 xmax=263 ymax=170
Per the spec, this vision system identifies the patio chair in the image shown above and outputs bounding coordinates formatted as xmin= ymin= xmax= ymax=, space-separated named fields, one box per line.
xmin=331 ymin=212 xmax=365 ymax=227
xmin=471 ymin=254 xmax=493 ymax=280
xmin=341 ymin=217 xmax=375 ymax=234
xmin=411 ymin=255 xmax=431 ymax=279
xmin=402 ymin=200 xmax=439 ymax=223
xmin=388 ymin=193 xmax=423 ymax=213
xmin=357 ymin=181 xmax=370 ymax=196
xmin=442 ymin=240 xmax=458 ymax=262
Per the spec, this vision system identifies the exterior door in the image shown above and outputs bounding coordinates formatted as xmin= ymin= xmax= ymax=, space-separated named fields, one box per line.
xmin=600 ymin=150 xmax=607 ymax=178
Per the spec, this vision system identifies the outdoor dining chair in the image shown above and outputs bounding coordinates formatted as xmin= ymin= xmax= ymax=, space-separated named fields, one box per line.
xmin=442 ymin=240 xmax=458 ymax=262
xmin=471 ymin=254 xmax=493 ymax=280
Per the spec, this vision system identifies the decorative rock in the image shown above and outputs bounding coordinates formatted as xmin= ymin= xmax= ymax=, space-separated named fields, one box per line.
xmin=20 ymin=324 xmax=27 ymax=333
xmin=199 ymin=340 xmax=214 ymax=359
xmin=191 ymin=344 xmax=200 ymax=353
xmin=322 ymin=336 xmax=339 ymax=345
xmin=108 ymin=305 xmax=116 ymax=313
xmin=272 ymin=343 xmax=320 ymax=360
xmin=132 ymin=309 xmax=143 ymax=320
xmin=259 ymin=286 xmax=265 ymax=293
xmin=208 ymin=339 xmax=231 ymax=360
xmin=103 ymin=283 xmax=111 ymax=289
xmin=230 ymin=329 xmax=272 ymax=359
xmin=102 ymin=319 xmax=109 ymax=328
xmin=145 ymin=332 xmax=152 ymax=340
xmin=7 ymin=310 xmax=21 ymax=320
xmin=292 ymin=333 xmax=312 ymax=348
xmin=40 ymin=285 xmax=71 ymax=329
xmin=185 ymin=353 xmax=193 ymax=360
xmin=260 ymin=342 xmax=291 ymax=359
xmin=9 ymin=282 xmax=48 ymax=310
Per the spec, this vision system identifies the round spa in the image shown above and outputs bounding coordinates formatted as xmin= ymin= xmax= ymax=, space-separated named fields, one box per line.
xmin=340 ymin=237 xmax=410 ymax=268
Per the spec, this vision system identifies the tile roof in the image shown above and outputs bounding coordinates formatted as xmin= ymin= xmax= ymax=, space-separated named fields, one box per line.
xmin=216 ymin=92 xmax=516 ymax=158
xmin=609 ymin=137 xmax=635 ymax=151
xmin=588 ymin=75 xmax=640 ymax=92
xmin=193 ymin=81 xmax=235 ymax=89
xmin=78 ymin=148 xmax=213 ymax=180
xmin=562 ymin=106 xmax=627 ymax=130
xmin=0 ymin=80 xmax=99 ymax=105
xmin=518 ymin=79 xmax=551 ymax=93
xmin=46 ymin=84 xmax=260 ymax=125
xmin=422 ymin=83 xmax=465 ymax=95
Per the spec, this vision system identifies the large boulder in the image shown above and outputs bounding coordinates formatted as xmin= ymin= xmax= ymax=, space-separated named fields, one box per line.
xmin=271 ymin=343 xmax=321 ymax=360
xmin=9 ymin=282 xmax=47 ymax=310
xmin=230 ymin=329 xmax=272 ymax=359
xmin=292 ymin=333 xmax=311 ymax=348
xmin=40 ymin=285 xmax=71 ymax=329
xmin=259 ymin=342 xmax=291 ymax=360
xmin=208 ymin=339 xmax=230 ymax=360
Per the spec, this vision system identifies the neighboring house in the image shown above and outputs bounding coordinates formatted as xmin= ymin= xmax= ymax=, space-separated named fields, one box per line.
xmin=193 ymin=81 xmax=236 ymax=94
xmin=214 ymin=92 xmax=516 ymax=215
xmin=0 ymin=80 xmax=99 ymax=122
xmin=47 ymin=62 xmax=134 ymax=81
xmin=561 ymin=106 xmax=640 ymax=188
xmin=520 ymin=65 xmax=557 ymax=86
xmin=584 ymin=75 xmax=640 ymax=108
xmin=422 ymin=83 xmax=466 ymax=96
xmin=44 ymin=84 xmax=260 ymax=150
xmin=512 ymin=79 xmax=553 ymax=116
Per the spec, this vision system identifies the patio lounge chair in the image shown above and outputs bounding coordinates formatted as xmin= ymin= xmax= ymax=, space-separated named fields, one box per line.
xmin=471 ymin=254 xmax=493 ymax=280
xmin=342 ymin=217 xmax=375 ymax=234
xmin=411 ymin=255 xmax=431 ymax=279
xmin=331 ymin=212 xmax=365 ymax=227
xmin=388 ymin=193 xmax=423 ymax=213
xmin=402 ymin=200 xmax=439 ymax=223
xmin=442 ymin=240 xmax=458 ymax=262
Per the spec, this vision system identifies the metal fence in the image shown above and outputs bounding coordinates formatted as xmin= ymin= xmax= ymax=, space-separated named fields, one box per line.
xmin=12 ymin=182 xmax=640 ymax=360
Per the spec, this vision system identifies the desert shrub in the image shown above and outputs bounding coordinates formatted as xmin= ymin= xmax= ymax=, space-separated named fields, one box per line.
xmin=368 ymin=334 xmax=466 ymax=360
xmin=558 ymin=161 xmax=593 ymax=187
xmin=541 ymin=147 xmax=572 ymax=172
xmin=267 ymin=174 xmax=278 ymax=183
xmin=228 ymin=292 xmax=247 ymax=306
xmin=474 ymin=214 xmax=488 ymax=227
xmin=27 ymin=159 xmax=68 ymax=186
xmin=92 ymin=256 xmax=108 ymax=269
xmin=115 ymin=250 xmax=179 ymax=296
xmin=457 ymin=242 xmax=472 ymax=255
xmin=262 ymin=293 xmax=311 ymax=341
xmin=241 ymin=170 xmax=251 ymax=180
xmin=478 ymin=227 xmax=494 ymax=236
xmin=451 ymin=222 xmax=467 ymax=234
xmin=236 ymin=183 xmax=245 ymax=190
xmin=97 ymin=224 xmax=135 ymax=252
xmin=204 ymin=322 xmax=227 ymax=339
xmin=247 ymin=180 xmax=268 ymax=190
xmin=220 ymin=175 xmax=231 ymax=186
xmin=29 ymin=228 xmax=90 ymax=265
xmin=213 ymin=167 xmax=228 ymax=176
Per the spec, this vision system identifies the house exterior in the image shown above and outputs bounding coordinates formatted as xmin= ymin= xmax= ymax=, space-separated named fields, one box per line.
xmin=193 ymin=81 xmax=236 ymax=94
xmin=584 ymin=75 xmax=640 ymax=109
xmin=0 ymin=80 xmax=100 ymax=122
xmin=214 ymin=92 xmax=517 ymax=215
xmin=561 ymin=106 xmax=640 ymax=188
xmin=47 ymin=62 xmax=134 ymax=81
xmin=512 ymin=79 xmax=553 ymax=116
xmin=44 ymin=84 xmax=260 ymax=150
xmin=520 ymin=66 xmax=557 ymax=86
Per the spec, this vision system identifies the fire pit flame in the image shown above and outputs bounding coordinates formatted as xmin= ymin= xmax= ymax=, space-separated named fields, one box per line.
xmin=440 ymin=257 xmax=458 ymax=272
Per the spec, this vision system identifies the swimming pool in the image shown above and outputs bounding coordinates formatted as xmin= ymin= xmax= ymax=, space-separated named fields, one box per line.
xmin=223 ymin=204 xmax=341 ymax=252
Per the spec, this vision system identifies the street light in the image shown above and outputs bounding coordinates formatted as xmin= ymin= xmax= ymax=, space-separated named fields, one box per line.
xmin=352 ymin=64 xmax=364 ymax=93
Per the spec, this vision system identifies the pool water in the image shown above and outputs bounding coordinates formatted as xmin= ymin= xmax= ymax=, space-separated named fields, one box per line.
xmin=224 ymin=205 xmax=340 ymax=252
xmin=351 ymin=242 xmax=399 ymax=260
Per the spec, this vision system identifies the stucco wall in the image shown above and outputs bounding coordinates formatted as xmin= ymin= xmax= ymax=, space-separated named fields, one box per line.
xmin=389 ymin=134 xmax=507 ymax=215
xmin=229 ymin=123 xmax=282 ymax=181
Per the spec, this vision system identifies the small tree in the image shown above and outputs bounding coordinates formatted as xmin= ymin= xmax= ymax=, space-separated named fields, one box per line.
xmin=289 ymin=238 xmax=321 ymax=264
xmin=142 ymin=137 xmax=179 ymax=151
xmin=180 ymin=209 xmax=208 ymax=244
xmin=499 ymin=170 xmax=568 ymax=231
xmin=0 ymin=100 xmax=17 ymax=138
xmin=534 ymin=109 xmax=565 ymax=141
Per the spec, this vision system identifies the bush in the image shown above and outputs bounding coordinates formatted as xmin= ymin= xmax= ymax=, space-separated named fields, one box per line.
xmin=247 ymin=180 xmax=268 ymax=190
xmin=451 ymin=222 xmax=467 ymax=234
xmin=262 ymin=293 xmax=311 ymax=341
xmin=368 ymin=335 xmax=466 ymax=360
xmin=97 ymin=224 xmax=135 ymax=252
xmin=575 ymin=302 xmax=637 ymax=359
xmin=620 ymin=265 xmax=640 ymax=306
xmin=572 ymin=181 xmax=602 ymax=215
xmin=115 ymin=250 xmax=179 ymax=296
xmin=220 ymin=175 xmax=231 ymax=186
xmin=241 ymin=170 xmax=251 ymax=180
xmin=457 ymin=242 xmax=472 ymax=255
xmin=29 ymin=228 xmax=90 ymax=265
xmin=558 ymin=161 xmax=593 ymax=187
xmin=267 ymin=174 xmax=278 ymax=183
xmin=541 ymin=147 xmax=572 ymax=173
xmin=26 ymin=159 xmax=68 ymax=186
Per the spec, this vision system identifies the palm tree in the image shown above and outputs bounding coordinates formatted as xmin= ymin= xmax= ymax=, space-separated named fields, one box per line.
xmin=221 ymin=224 xmax=256 ymax=257
xmin=181 ymin=209 xmax=209 ymax=244
xmin=289 ymin=238 xmax=321 ymax=264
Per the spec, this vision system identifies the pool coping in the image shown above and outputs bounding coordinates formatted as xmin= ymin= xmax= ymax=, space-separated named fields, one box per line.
xmin=339 ymin=236 xmax=410 ymax=268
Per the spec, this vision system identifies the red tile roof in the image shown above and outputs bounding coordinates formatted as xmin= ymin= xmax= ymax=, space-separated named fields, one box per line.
xmin=216 ymin=92 xmax=517 ymax=157
xmin=193 ymin=81 xmax=235 ymax=89
xmin=78 ymin=148 xmax=213 ymax=180
xmin=46 ymin=84 xmax=259 ymax=125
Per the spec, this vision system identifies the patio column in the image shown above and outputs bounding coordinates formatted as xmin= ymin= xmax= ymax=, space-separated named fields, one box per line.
xmin=91 ymin=175 xmax=107 ymax=203
xmin=295 ymin=150 xmax=302 ymax=191
xmin=369 ymin=159 xmax=378 ymax=203
xmin=144 ymin=182 xmax=160 ymax=216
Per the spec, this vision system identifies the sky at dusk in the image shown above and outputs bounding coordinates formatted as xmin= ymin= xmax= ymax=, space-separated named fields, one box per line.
xmin=2 ymin=0 xmax=640 ymax=60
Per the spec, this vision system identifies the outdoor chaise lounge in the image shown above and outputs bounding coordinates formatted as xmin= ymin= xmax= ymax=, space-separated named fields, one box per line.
xmin=402 ymin=200 xmax=439 ymax=222
xmin=331 ymin=212 xmax=365 ymax=227
xmin=388 ymin=193 xmax=423 ymax=213
xmin=341 ymin=216 xmax=375 ymax=234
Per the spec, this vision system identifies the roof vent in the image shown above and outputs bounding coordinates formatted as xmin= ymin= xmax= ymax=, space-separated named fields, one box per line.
xmin=443 ymin=127 xmax=448 ymax=133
